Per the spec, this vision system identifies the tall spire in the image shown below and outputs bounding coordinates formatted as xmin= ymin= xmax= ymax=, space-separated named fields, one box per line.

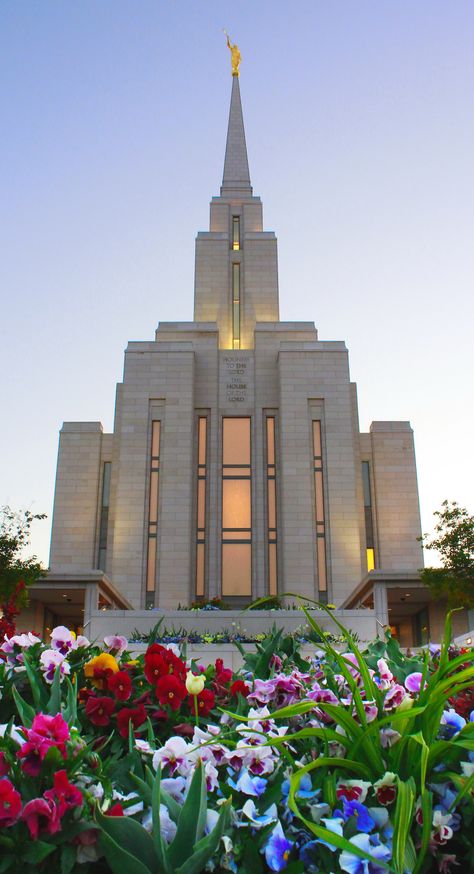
xmin=221 ymin=76 xmax=252 ymax=196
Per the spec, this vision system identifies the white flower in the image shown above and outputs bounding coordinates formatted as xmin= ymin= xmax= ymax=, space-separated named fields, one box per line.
xmin=40 ymin=649 xmax=70 ymax=683
xmin=51 ymin=626 xmax=76 ymax=654
xmin=135 ymin=739 xmax=154 ymax=756
xmin=164 ymin=643 xmax=180 ymax=658
xmin=111 ymin=790 xmax=143 ymax=817
xmin=461 ymin=761 xmax=474 ymax=778
xmin=159 ymin=804 xmax=177 ymax=843
xmin=153 ymin=737 xmax=191 ymax=776
xmin=0 ymin=723 xmax=24 ymax=745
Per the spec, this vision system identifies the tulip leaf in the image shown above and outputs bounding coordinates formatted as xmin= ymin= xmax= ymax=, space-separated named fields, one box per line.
xmin=96 ymin=808 xmax=158 ymax=873
xmin=12 ymin=684 xmax=35 ymax=727
xmin=174 ymin=797 xmax=232 ymax=874
xmin=168 ymin=760 xmax=207 ymax=867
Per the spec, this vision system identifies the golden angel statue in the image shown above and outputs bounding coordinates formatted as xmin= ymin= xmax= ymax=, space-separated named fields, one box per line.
xmin=223 ymin=31 xmax=241 ymax=76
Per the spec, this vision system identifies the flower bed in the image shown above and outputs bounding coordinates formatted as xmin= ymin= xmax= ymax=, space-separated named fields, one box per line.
xmin=0 ymin=605 xmax=473 ymax=873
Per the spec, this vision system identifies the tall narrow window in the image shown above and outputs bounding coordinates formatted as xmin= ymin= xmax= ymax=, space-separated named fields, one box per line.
xmin=232 ymin=263 xmax=240 ymax=349
xmin=222 ymin=417 xmax=251 ymax=596
xmin=362 ymin=461 xmax=375 ymax=571
xmin=312 ymin=421 xmax=327 ymax=601
xmin=196 ymin=416 xmax=208 ymax=598
xmin=146 ymin=421 xmax=161 ymax=608
xmin=97 ymin=462 xmax=111 ymax=571
xmin=266 ymin=416 xmax=278 ymax=595
xmin=232 ymin=216 xmax=240 ymax=250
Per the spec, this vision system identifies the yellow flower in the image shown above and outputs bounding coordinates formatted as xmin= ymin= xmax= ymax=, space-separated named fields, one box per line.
xmin=84 ymin=653 xmax=119 ymax=689
xmin=185 ymin=671 xmax=205 ymax=696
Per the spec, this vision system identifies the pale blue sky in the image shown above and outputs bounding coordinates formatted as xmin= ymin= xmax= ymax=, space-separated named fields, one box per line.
xmin=1 ymin=0 xmax=473 ymax=565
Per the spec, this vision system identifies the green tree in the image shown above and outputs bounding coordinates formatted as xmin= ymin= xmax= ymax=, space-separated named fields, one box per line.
xmin=420 ymin=500 xmax=474 ymax=608
xmin=0 ymin=506 xmax=46 ymax=637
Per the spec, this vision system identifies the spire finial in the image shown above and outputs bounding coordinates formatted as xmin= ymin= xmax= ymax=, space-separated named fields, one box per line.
xmin=223 ymin=30 xmax=241 ymax=76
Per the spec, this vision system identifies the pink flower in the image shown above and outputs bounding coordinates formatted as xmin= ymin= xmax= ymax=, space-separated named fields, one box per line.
xmin=18 ymin=713 xmax=70 ymax=774
xmin=0 ymin=778 xmax=22 ymax=827
xmin=21 ymin=797 xmax=61 ymax=840
xmin=405 ymin=672 xmax=425 ymax=694
xmin=383 ymin=684 xmax=407 ymax=710
xmin=104 ymin=635 xmax=128 ymax=657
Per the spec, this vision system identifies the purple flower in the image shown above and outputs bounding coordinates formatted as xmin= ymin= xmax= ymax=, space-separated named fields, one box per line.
xmin=339 ymin=833 xmax=391 ymax=873
xmin=405 ymin=672 xmax=424 ymax=694
xmin=264 ymin=821 xmax=293 ymax=871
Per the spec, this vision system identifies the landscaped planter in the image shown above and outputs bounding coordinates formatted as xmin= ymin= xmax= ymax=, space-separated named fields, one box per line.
xmin=87 ymin=606 xmax=377 ymax=645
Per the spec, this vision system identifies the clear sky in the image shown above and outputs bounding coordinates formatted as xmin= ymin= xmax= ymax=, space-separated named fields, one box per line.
xmin=1 ymin=0 xmax=473 ymax=566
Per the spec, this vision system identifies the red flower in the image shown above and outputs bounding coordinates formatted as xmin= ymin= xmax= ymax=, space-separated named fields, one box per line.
xmin=144 ymin=644 xmax=186 ymax=685
xmin=44 ymin=770 xmax=83 ymax=815
xmin=155 ymin=674 xmax=187 ymax=711
xmin=116 ymin=704 xmax=147 ymax=738
xmin=144 ymin=650 xmax=168 ymax=685
xmin=85 ymin=696 xmax=115 ymax=727
xmin=197 ymin=688 xmax=215 ymax=716
xmin=106 ymin=803 xmax=124 ymax=816
xmin=230 ymin=680 xmax=250 ymax=698
xmin=375 ymin=785 xmax=397 ymax=806
xmin=215 ymin=658 xmax=232 ymax=685
xmin=0 ymin=778 xmax=22 ymax=827
xmin=108 ymin=670 xmax=133 ymax=701
xmin=21 ymin=797 xmax=61 ymax=840
xmin=0 ymin=752 xmax=10 ymax=778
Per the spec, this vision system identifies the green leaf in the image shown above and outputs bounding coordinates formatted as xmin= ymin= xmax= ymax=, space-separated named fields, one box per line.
xmin=98 ymin=830 xmax=152 ymax=874
xmin=23 ymin=840 xmax=56 ymax=864
xmin=22 ymin=650 xmax=47 ymax=710
xmin=253 ymin=627 xmax=284 ymax=678
xmin=12 ymin=683 xmax=36 ymax=727
xmin=63 ymin=675 xmax=78 ymax=725
xmin=391 ymin=777 xmax=415 ymax=874
xmin=168 ymin=760 xmax=207 ymax=868
xmin=61 ymin=843 xmax=77 ymax=874
xmin=413 ymin=790 xmax=433 ymax=874
xmin=174 ymin=798 xmax=232 ymax=874
xmin=46 ymin=664 xmax=62 ymax=715
xmin=151 ymin=764 xmax=172 ymax=874
xmin=448 ymin=770 xmax=474 ymax=810
xmin=96 ymin=808 xmax=158 ymax=873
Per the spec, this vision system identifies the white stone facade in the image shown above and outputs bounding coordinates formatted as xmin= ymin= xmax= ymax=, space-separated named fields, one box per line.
xmin=49 ymin=75 xmax=424 ymax=614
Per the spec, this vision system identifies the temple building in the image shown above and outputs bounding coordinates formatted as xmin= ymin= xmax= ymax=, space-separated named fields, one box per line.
xmin=25 ymin=56 xmax=464 ymax=648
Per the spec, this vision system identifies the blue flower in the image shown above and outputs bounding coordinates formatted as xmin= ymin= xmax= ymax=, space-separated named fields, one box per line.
xmin=282 ymin=773 xmax=318 ymax=801
xmin=441 ymin=709 xmax=466 ymax=737
xmin=239 ymin=799 xmax=278 ymax=828
xmin=228 ymin=768 xmax=267 ymax=797
xmin=336 ymin=800 xmax=376 ymax=833
xmin=318 ymin=816 xmax=344 ymax=850
xmin=264 ymin=821 xmax=294 ymax=872
xmin=339 ymin=833 xmax=391 ymax=874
